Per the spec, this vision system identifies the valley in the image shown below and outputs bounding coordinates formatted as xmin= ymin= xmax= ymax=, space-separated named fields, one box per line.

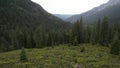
xmin=0 ymin=0 xmax=120 ymax=68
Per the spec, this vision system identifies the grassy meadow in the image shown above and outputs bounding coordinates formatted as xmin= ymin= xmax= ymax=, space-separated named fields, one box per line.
xmin=0 ymin=44 xmax=120 ymax=68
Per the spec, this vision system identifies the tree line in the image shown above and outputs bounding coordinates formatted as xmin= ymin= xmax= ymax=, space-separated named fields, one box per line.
xmin=0 ymin=16 xmax=120 ymax=55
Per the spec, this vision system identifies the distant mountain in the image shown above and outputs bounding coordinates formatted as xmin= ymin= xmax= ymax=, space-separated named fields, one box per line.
xmin=54 ymin=14 xmax=73 ymax=21
xmin=66 ymin=0 xmax=120 ymax=23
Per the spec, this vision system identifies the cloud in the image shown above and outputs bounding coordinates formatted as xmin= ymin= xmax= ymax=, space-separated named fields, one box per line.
xmin=32 ymin=0 xmax=109 ymax=14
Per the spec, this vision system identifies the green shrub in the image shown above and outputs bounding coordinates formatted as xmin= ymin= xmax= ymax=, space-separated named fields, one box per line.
xmin=20 ymin=47 xmax=28 ymax=62
xmin=81 ymin=47 xmax=85 ymax=52
xmin=110 ymin=32 xmax=120 ymax=55
xmin=73 ymin=37 xmax=78 ymax=46
xmin=110 ymin=40 xmax=120 ymax=55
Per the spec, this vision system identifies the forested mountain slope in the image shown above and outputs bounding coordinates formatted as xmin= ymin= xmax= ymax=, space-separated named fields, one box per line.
xmin=0 ymin=0 xmax=70 ymax=52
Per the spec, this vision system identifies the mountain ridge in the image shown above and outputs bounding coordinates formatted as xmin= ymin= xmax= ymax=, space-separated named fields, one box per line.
xmin=0 ymin=0 xmax=69 ymax=29
xmin=66 ymin=0 xmax=120 ymax=23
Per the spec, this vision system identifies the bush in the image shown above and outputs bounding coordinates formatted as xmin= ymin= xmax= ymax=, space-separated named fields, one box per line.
xmin=110 ymin=40 xmax=120 ymax=55
xmin=110 ymin=32 xmax=120 ymax=55
xmin=81 ymin=47 xmax=85 ymax=52
xmin=20 ymin=47 xmax=28 ymax=62
xmin=73 ymin=37 xmax=78 ymax=46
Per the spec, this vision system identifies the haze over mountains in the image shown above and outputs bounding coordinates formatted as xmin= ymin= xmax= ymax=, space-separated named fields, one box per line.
xmin=66 ymin=0 xmax=120 ymax=23
xmin=54 ymin=14 xmax=73 ymax=21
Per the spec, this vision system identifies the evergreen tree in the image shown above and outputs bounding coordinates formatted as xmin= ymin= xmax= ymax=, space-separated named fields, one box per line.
xmin=96 ymin=19 xmax=101 ymax=43
xmin=110 ymin=32 xmax=120 ymax=55
xmin=90 ymin=26 xmax=96 ymax=45
xmin=71 ymin=16 xmax=83 ymax=44
xmin=78 ymin=16 xmax=83 ymax=43
xmin=46 ymin=33 xmax=52 ymax=46
xmin=31 ymin=33 xmax=36 ymax=48
xmin=0 ymin=37 xmax=9 ymax=52
xmin=83 ymin=26 xmax=91 ymax=43
xmin=20 ymin=47 xmax=28 ymax=62
xmin=90 ymin=19 xmax=101 ymax=44
xmin=26 ymin=34 xmax=32 ymax=48
xmin=100 ymin=17 xmax=109 ymax=46
xmin=71 ymin=22 xmax=77 ymax=44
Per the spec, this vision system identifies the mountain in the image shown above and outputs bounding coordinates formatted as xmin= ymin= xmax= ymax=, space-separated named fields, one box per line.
xmin=66 ymin=0 xmax=120 ymax=23
xmin=0 ymin=0 xmax=69 ymax=30
xmin=0 ymin=0 xmax=70 ymax=52
xmin=54 ymin=14 xmax=73 ymax=21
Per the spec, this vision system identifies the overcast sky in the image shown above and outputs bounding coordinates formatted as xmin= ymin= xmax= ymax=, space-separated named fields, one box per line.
xmin=32 ymin=0 xmax=109 ymax=14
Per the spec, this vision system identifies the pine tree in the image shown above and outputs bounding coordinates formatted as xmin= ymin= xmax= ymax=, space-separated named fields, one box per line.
xmin=90 ymin=26 xmax=96 ymax=45
xmin=96 ymin=19 xmax=101 ymax=43
xmin=78 ymin=16 xmax=83 ymax=43
xmin=71 ymin=21 xmax=78 ymax=44
xmin=31 ymin=33 xmax=36 ymax=48
xmin=20 ymin=47 xmax=28 ymax=62
xmin=83 ymin=26 xmax=91 ymax=43
xmin=100 ymin=17 xmax=109 ymax=46
xmin=46 ymin=33 xmax=52 ymax=46
xmin=71 ymin=16 xmax=83 ymax=44
xmin=110 ymin=32 xmax=120 ymax=55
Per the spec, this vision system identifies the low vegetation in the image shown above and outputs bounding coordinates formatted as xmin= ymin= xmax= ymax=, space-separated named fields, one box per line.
xmin=0 ymin=44 xmax=119 ymax=68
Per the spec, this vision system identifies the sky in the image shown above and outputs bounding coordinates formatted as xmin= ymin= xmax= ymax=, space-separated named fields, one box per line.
xmin=32 ymin=0 xmax=109 ymax=14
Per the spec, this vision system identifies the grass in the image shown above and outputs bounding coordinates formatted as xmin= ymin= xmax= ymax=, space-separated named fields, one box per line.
xmin=0 ymin=44 xmax=120 ymax=68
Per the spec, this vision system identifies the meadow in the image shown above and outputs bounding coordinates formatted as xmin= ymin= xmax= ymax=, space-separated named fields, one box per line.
xmin=0 ymin=44 xmax=120 ymax=68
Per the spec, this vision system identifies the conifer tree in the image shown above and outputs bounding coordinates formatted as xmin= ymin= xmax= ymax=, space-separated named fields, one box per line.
xmin=90 ymin=26 xmax=96 ymax=45
xmin=71 ymin=16 xmax=83 ymax=44
xmin=71 ymin=21 xmax=78 ymax=44
xmin=83 ymin=26 xmax=91 ymax=43
xmin=20 ymin=47 xmax=28 ymax=62
xmin=96 ymin=19 xmax=101 ymax=43
xmin=78 ymin=16 xmax=83 ymax=43
xmin=100 ymin=17 xmax=109 ymax=46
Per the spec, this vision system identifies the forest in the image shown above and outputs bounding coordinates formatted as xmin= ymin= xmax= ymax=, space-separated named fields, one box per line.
xmin=0 ymin=16 xmax=120 ymax=55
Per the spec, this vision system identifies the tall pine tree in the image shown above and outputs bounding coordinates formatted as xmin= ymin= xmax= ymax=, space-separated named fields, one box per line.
xmin=71 ymin=16 xmax=83 ymax=44
xmin=100 ymin=17 xmax=109 ymax=46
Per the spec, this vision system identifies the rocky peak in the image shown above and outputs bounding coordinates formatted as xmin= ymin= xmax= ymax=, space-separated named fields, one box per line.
xmin=108 ymin=0 xmax=120 ymax=5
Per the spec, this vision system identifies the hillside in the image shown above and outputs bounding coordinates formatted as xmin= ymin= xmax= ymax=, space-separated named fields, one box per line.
xmin=0 ymin=0 xmax=70 ymax=52
xmin=0 ymin=0 xmax=69 ymax=29
xmin=0 ymin=44 xmax=119 ymax=68
xmin=66 ymin=0 xmax=120 ymax=23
